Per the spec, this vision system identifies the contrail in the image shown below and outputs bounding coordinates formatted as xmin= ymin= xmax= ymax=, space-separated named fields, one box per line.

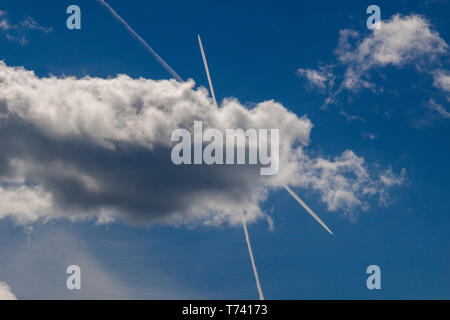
xmin=95 ymin=2 xmax=333 ymax=293
xmin=198 ymin=34 xmax=264 ymax=300
xmin=198 ymin=35 xmax=218 ymax=108
xmin=197 ymin=34 xmax=333 ymax=237
xmin=283 ymin=185 xmax=333 ymax=235
xmin=97 ymin=0 xmax=183 ymax=82
xmin=241 ymin=214 xmax=264 ymax=300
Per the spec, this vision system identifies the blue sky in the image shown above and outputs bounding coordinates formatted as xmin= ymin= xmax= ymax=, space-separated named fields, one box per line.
xmin=0 ymin=0 xmax=449 ymax=299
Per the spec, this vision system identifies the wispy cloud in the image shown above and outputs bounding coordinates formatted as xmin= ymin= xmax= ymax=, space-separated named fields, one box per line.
xmin=0 ymin=10 xmax=51 ymax=45
xmin=298 ymin=13 xmax=449 ymax=116
xmin=340 ymin=110 xmax=366 ymax=122
xmin=428 ymin=98 xmax=450 ymax=118
xmin=362 ymin=132 xmax=378 ymax=140
xmin=412 ymin=98 xmax=450 ymax=128
xmin=297 ymin=66 xmax=334 ymax=90
xmin=432 ymin=69 xmax=450 ymax=93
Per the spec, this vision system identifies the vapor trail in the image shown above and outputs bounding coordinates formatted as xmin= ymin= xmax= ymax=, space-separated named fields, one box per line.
xmin=283 ymin=185 xmax=333 ymax=235
xmin=97 ymin=0 xmax=183 ymax=82
xmin=197 ymin=33 xmax=333 ymax=237
xmin=197 ymin=35 xmax=264 ymax=300
xmin=198 ymin=35 xmax=218 ymax=108
xmin=94 ymin=1 xmax=331 ymax=294
xmin=241 ymin=214 xmax=265 ymax=300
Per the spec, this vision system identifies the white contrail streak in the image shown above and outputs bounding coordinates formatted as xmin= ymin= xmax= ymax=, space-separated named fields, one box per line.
xmin=97 ymin=0 xmax=183 ymax=82
xmin=241 ymin=214 xmax=265 ymax=300
xmin=98 ymin=0 xmax=264 ymax=296
xmin=283 ymin=185 xmax=333 ymax=235
xmin=197 ymin=35 xmax=264 ymax=300
xmin=95 ymin=1 xmax=332 ymax=292
xmin=198 ymin=35 xmax=218 ymax=108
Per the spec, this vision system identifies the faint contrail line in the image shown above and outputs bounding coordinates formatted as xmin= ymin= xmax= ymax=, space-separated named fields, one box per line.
xmin=283 ymin=185 xmax=333 ymax=235
xmin=198 ymin=34 xmax=264 ymax=300
xmin=198 ymin=35 xmax=218 ymax=108
xmin=97 ymin=0 xmax=183 ymax=82
xmin=241 ymin=214 xmax=265 ymax=300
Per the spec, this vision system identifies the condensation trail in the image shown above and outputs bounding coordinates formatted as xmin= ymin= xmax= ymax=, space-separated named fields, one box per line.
xmin=241 ymin=214 xmax=264 ymax=300
xmin=198 ymin=35 xmax=218 ymax=108
xmin=97 ymin=0 xmax=183 ymax=82
xmin=197 ymin=33 xmax=333 ymax=238
xmin=197 ymin=35 xmax=264 ymax=300
xmin=283 ymin=185 xmax=333 ymax=235
xmin=95 ymin=1 xmax=332 ymax=294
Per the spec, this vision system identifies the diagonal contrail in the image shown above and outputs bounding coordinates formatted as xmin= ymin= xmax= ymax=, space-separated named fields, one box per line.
xmin=197 ymin=36 xmax=333 ymax=238
xmin=97 ymin=0 xmax=183 ymax=82
xmin=283 ymin=185 xmax=333 ymax=235
xmin=96 ymin=0 xmax=333 ymax=293
xmin=198 ymin=34 xmax=265 ymax=300
xmin=97 ymin=2 xmax=265 ymax=298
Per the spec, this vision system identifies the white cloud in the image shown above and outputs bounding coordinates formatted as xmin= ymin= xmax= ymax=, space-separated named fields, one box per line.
xmin=336 ymin=14 xmax=448 ymax=91
xmin=293 ymin=150 xmax=404 ymax=220
xmin=299 ymin=14 xmax=449 ymax=112
xmin=297 ymin=67 xmax=334 ymax=89
xmin=0 ymin=282 xmax=17 ymax=300
xmin=432 ymin=69 xmax=450 ymax=93
xmin=0 ymin=61 xmax=404 ymax=226
xmin=428 ymin=98 xmax=450 ymax=118
xmin=0 ymin=183 xmax=54 ymax=224
xmin=380 ymin=167 xmax=407 ymax=187
xmin=378 ymin=167 xmax=407 ymax=206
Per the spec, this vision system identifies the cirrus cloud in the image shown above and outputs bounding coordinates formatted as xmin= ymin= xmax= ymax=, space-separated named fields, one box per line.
xmin=0 ymin=10 xmax=51 ymax=45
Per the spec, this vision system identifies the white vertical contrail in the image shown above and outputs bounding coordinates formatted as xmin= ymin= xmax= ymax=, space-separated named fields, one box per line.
xmin=198 ymin=35 xmax=218 ymax=108
xmin=97 ymin=0 xmax=183 ymax=82
xmin=241 ymin=214 xmax=265 ymax=300
xmin=198 ymin=34 xmax=264 ymax=300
